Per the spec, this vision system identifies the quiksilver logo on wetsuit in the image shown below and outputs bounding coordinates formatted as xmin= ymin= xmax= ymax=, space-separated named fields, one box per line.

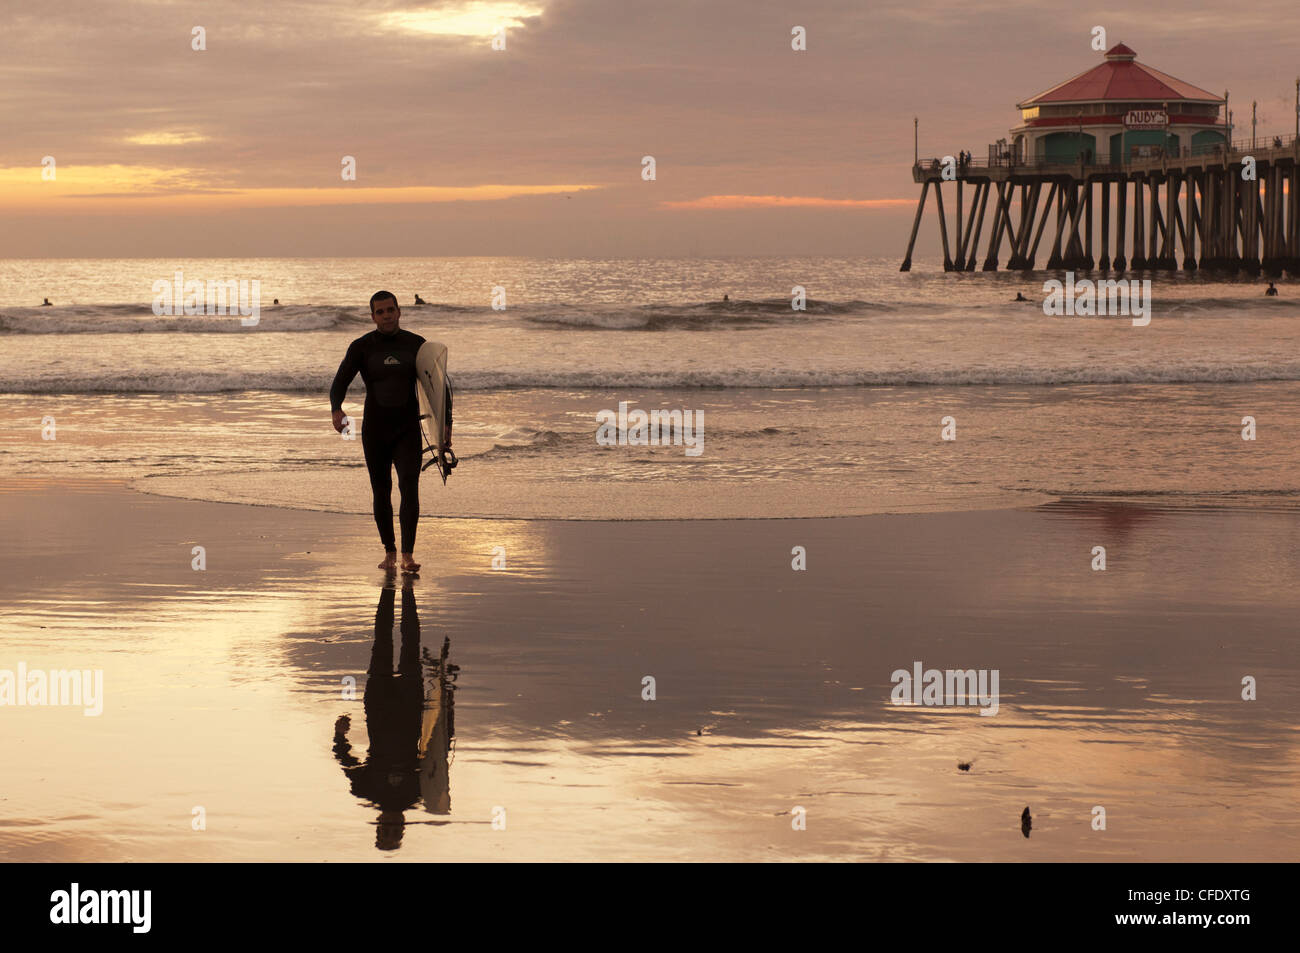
xmin=384 ymin=356 xmax=400 ymax=364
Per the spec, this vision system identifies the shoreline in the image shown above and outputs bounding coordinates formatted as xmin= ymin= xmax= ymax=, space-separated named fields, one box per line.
xmin=8 ymin=380 xmax=1300 ymax=522
xmin=125 ymin=473 xmax=1058 ymax=521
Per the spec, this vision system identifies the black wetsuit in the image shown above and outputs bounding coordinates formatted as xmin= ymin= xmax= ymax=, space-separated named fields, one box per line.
xmin=330 ymin=328 xmax=443 ymax=553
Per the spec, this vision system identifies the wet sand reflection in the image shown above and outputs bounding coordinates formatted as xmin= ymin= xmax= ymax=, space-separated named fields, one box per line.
xmin=331 ymin=582 xmax=456 ymax=850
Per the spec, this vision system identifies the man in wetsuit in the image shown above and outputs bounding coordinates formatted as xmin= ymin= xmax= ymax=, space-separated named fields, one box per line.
xmin=330 ymin=290 xmax=448 ymax=573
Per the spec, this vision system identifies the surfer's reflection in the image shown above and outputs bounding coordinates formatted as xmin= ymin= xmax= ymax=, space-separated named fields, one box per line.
xmin=331 ymin=580 xmax=457 ymax=850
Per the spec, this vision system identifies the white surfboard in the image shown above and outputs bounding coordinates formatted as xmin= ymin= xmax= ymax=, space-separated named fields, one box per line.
xmin=414 ymin=340 xmax=456 ymax=482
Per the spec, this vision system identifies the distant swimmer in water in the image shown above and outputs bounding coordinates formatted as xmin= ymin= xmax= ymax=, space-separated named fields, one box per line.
xmin=414 ymin=294 xmax=426 ymax=305
xmin=1265 ymin=282 xmax=1278 ymax=296
xmin=273 ymin=298 xmax=280 ymax=305
xmin=40 ymin=298 xmax=52 ymax=306
xmin=722 ymin=294 xmax=729 ymax=303
xmin=1014 ymin=292 xmax=1028 ymax=302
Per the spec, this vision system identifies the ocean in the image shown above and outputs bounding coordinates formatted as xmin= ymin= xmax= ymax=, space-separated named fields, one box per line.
xmin=2 ymin=257 xmax=1298 ymax=518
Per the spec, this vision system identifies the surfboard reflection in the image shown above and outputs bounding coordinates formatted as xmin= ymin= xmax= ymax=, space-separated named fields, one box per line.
xmin=331 ymin=582 xmax=457 ymax=851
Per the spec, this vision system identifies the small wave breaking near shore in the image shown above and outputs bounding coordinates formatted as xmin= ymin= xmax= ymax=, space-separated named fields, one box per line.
xmin=7 ymin=363 xmax=1300 ymax=393
xmin=5 ymin=292 xmax=1291 ymax=335
xmin=0 ymin=299 xmax=873 ymax=334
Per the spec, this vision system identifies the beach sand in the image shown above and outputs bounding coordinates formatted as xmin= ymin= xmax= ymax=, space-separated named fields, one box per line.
xmin=1 ymin=477 xmax=1296 ymax=861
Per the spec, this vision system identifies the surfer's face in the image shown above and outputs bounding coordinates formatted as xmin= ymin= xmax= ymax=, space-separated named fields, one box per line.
xmin=371 ymin=298 xmax=401 ymax=334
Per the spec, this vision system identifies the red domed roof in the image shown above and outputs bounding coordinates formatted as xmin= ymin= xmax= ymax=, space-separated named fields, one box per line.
xmin=1018 ymin=45 xmax=1222 ymax=107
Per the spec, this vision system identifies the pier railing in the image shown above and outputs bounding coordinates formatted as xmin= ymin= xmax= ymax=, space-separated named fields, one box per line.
xmin=1226 ymin=131 xmax=1299 ymax=152
xmin=916 ymin=131 xmax=1300 ymax=178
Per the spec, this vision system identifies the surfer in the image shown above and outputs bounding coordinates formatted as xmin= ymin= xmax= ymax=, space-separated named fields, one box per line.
xmin=1266 ymin=282 xmax=1278 ymax=296
xmin=414 ymin=294 xmax=426 ymax=305
xmin=272 ymin=298 xmax=280 ymax=305
xmin=722 ymin=294 xmax=729 ymax=303
xmin=330 ymin=290 xmax=451 ymax=574
xmin=1014 ymin=292 xmax=1028 ymax=302
xmin=40 ymin=298 xmax=52 ymax=306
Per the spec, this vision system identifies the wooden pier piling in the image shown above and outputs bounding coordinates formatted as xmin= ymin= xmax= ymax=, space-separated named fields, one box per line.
xmin=901 ymin=139 xmax=1300 ymax=275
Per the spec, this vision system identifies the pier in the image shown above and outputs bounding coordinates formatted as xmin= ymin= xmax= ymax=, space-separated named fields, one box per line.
xmin=901 ymin=44 xmax=1300 ymax=276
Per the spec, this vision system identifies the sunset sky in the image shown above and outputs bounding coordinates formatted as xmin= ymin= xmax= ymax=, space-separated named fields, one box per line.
xmin=2 ymin=0 xmax=1296 ymax=257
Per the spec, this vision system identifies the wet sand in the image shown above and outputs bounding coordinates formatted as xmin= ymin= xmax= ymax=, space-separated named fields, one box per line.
xmin=1 ymin=478 xmax=1297 ymax=861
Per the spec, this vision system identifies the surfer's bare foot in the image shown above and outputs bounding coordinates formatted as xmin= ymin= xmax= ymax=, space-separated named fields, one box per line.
xmin=400 ymin=553 xmax=421 ymax=574
xmin=378 ymin=551 xmax=397 ymax=571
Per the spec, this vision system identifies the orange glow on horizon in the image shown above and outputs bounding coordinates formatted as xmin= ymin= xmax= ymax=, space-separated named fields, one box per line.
xmin=0 ymin=165 xmax=601 ymax=211
xmin=663 ymin=194 xmax=915 ymax=210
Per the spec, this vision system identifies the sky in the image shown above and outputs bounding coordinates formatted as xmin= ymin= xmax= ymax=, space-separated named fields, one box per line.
xmin=1 ymin=0 xmax=1296 ymax=257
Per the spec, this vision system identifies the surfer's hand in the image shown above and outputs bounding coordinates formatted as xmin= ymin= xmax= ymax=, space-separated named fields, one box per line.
xmin=332 ymin=409 xmax=346 ymax=433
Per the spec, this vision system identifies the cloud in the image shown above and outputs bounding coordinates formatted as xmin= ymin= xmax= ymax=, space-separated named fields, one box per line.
xmin=376 ymin=2 xmax=546 ymax=37
xmin=122 ymin=131 xmax=211 ymax=146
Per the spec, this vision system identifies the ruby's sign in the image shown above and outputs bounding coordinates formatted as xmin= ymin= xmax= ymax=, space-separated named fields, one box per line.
xmin=1124 ymin=109 xmax=1168 ymax=129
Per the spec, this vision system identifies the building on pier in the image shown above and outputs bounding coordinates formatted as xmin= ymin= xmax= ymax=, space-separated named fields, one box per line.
xmin=1011 ymin=44 xmax=1227 ymax=166
xmin=902 ymin=44 xmax=1299 ymax=276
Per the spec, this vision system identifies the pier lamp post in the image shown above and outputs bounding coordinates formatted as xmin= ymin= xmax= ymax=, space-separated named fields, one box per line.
xmin=1163 ymin=101 xmax=1169 ymax=164
xmin=1225 ymin=89 xmax=1231 ymax=156
xmin=914 ymin=116 xmax=918 ymax=166
xmin=1252 ymin=100 xmax=1257 ymax=151
xmin=1226 ymin=97 xmax=1233 ymax=172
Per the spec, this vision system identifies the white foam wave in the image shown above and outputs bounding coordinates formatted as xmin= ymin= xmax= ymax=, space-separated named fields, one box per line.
xmin=6 ymin=363 xmax=1300 ymax=393
xmin=0 ymin=305 xmax=369 ymax=334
